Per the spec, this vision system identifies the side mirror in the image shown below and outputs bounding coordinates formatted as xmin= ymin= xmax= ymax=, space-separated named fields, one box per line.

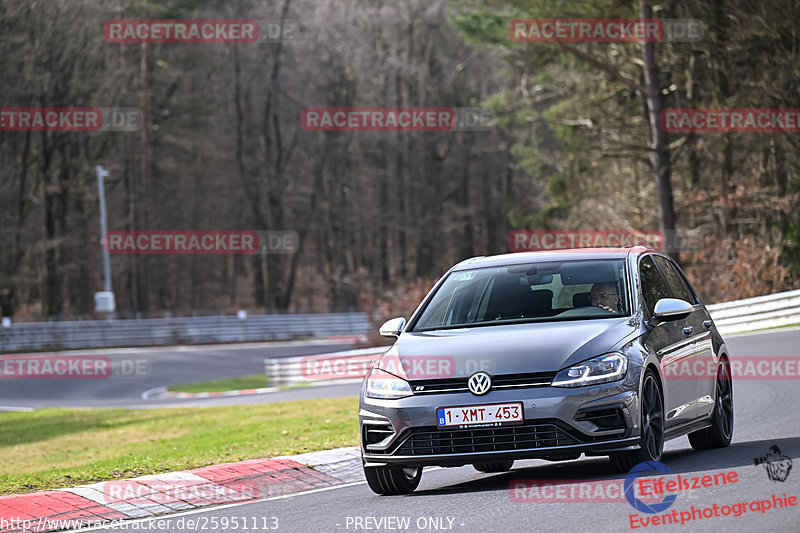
xmin=379 ymin=317 xmax=406 ymax=339
xmin=651 ymin=298 xmax=693 ymax=323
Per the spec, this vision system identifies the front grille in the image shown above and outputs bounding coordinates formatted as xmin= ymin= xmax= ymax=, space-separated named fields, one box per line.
xmin=392 ymin=421 xmax=577 ymax=456
xmin=409 ymin=371 xmax=556 ymax=395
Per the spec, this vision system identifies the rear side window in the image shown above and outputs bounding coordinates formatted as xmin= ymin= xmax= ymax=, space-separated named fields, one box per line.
xmin=673 ymin=261 xmax=700 ymax=304
xmin=639 ymin=256 xmax=669 ymax=316
xmin=653 ymin=256 xmax=696 ymax=304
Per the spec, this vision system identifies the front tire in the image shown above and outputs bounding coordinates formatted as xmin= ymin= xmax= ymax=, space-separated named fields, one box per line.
xmin=363 ymin=464 xmax=422 ymax=495
xmin=689 ymin=359 xmax=733 ymax=450
xmin=610 ymin=370 xmax=665 ymax=472
xmin=473 ymin=460 xmax=514 ymax=473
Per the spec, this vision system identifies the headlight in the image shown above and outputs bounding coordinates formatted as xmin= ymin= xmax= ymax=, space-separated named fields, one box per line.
xmin=551 ymin=353 xmax=628 ymax=387
xmin=365 ymin=367 xmax=413 ymax=399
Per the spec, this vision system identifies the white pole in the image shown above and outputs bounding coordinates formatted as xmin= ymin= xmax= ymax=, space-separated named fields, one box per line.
xmin=97 ymin=165 xmax=114 ymax=318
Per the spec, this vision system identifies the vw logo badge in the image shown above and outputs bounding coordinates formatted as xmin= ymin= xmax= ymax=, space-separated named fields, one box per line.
xmin=468 ymin=371 xmax=492 ymax=396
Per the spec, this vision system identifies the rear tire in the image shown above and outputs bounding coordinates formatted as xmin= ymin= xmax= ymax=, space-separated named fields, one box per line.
xmin=610 ymin=370 xmax=664 ymax=473
xmin=689 ymin=359 xmax=733 ymax=450
xmin=363 ymin=464 xmax=422 ymax=495
xmin=473 ymin=460 xmax=514 ymax=473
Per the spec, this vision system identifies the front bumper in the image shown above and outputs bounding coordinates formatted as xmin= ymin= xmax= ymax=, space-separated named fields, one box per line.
xmin=360 ymin=380 xmax=640 ymax=467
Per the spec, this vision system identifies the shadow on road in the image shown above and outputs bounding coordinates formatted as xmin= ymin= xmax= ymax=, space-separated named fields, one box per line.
xmin=410 ymin=436 xmax=798 ymax=497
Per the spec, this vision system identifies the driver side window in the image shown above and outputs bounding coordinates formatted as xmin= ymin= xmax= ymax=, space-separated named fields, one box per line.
xmin=639 ymin=256 xmax=669 ymax=317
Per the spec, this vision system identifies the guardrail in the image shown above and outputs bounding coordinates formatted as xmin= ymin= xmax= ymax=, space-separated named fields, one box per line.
xmin=265 ymin=290 xmax=800 ymax=387
xmin=3 ymin=290 xmax=797 ymax=355
xmin=706 ymin=289 xmax=800 ymax=335
xmin=0 ymin=312 xmax=370 ymax=352
xmin=265 ymin=347 xmax=385 ymax=387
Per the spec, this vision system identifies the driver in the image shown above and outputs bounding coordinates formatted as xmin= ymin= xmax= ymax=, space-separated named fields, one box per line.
xmin=591 ymin=282 xmax=620 ymax=313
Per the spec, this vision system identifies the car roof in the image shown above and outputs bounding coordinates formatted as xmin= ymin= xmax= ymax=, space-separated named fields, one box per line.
xmin=451 ymin=247 xmax=652 ymax=271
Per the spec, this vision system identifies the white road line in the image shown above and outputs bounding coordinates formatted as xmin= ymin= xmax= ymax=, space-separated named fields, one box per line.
xmin=0 ymin=405 xmax=34 ymax=411
xmin=140 ymin=386 xmax=166 ymax=400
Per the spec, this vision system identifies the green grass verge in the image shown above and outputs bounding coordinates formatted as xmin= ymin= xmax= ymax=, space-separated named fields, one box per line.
xmin=167 ymin=374 xmax=268 ymax=393
xmin=0 ymin=396 xmax=359 ymax=496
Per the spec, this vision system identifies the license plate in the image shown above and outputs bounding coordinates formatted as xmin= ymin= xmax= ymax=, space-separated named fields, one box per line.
xmin=437 ymin=402 xmax=523 ymax=428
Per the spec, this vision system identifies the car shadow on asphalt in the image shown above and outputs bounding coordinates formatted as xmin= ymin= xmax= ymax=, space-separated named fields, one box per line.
xmin=410 ymin=436 xmax=798 ymax=496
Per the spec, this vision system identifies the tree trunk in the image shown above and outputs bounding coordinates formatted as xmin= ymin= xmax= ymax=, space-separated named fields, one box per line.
xmin=137 ymin=41 xmax=152 ymax=313
xmin=640 ymin=0 xmax=677 ymax=260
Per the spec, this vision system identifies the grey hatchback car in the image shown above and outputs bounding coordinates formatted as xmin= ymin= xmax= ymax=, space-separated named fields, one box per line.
xmin=360 ymin=247 xmax=733 ymax=494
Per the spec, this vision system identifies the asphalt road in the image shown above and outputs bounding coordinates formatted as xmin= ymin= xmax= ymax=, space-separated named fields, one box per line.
xmin=0 ymin=340 xmax=358 ymax=409
xmin=71 ymin=328 xmax=799 ymax=533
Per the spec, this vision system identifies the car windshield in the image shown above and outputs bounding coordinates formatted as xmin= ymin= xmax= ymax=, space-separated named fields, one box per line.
xmin=412 ymin=259 xmax=630 ymax=331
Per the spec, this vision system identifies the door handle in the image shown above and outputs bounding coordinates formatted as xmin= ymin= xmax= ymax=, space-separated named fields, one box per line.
xmin=682 ymin=326 xmax=693 ymax=336
xmin=703 ymin=320 xmax=713 ymax=329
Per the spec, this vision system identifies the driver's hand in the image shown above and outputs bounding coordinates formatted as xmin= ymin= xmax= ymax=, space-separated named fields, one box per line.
xmin=597 ymin=305 xmax=615 ymax=313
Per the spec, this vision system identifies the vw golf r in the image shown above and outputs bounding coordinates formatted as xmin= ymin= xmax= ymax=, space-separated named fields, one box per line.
xmin=359 ymin=247 xmax=733 ymax=494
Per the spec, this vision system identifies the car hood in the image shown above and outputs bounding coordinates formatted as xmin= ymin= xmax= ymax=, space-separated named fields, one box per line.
xmin=385 ymin=318 xmax=638 ymax=378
